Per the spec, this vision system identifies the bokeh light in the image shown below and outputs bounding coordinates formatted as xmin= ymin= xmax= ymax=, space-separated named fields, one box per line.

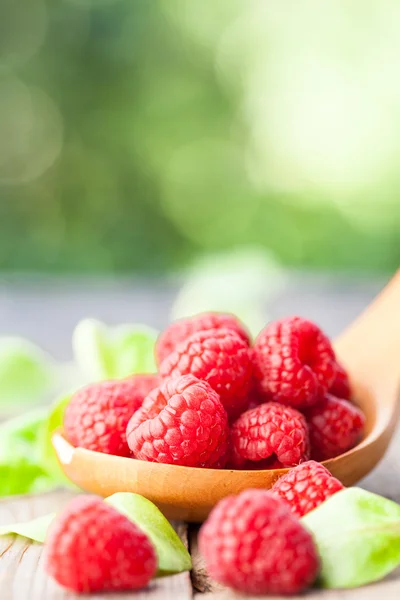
xmin=0 ymin=75 xmax=63 ymax=185
xmin=0 ymin=0 xmax=398 ymax=274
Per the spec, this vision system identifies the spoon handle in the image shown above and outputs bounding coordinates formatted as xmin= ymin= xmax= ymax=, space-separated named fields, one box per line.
xmin=334 ymin=270 xmax=400 ymax=397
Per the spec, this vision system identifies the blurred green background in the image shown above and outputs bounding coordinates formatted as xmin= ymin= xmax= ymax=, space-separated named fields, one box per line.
xmin=0 ymin=0 xmax=399 ymax=275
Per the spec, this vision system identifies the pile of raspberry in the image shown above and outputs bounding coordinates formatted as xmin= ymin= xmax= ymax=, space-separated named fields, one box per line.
xmin=64 ymin=311 xmax=365 ymax=469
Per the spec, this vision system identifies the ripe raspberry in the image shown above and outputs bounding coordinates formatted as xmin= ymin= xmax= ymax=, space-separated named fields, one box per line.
xmin=159 ymin=328 xmax=253 ymax=420
xmin=64 ymin=378 xmax=153 ymax=456
xmin=306 ymin=394 xmax=365 ymax=460
xmin=271 ymin=460 xmax=344 ymax=517
xmin=329 ymin=361 xmax=351 ymax=400
xmin=126 ymin=375 xmax=229 ymax=467
xmin=253 ymin=316 xmax=336 ymax=409
xmin=45 ymin=495 xmax=157 ymax=593
xmin=231 ymin=402 xmax=309 ymax=467
xmin=155 ymin=312 xmax=250 ymax=365
xmin=199 ymin=489 xmax=319 ymax=595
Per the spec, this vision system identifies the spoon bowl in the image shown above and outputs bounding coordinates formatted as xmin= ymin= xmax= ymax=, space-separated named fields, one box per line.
xmin=53 ymin=272 xmax=400 ymax=522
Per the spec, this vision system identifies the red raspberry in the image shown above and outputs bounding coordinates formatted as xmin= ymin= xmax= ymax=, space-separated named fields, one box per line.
xmin=231 ymin=402 xmax=310 ymax=467
xmin=64 ymin=378 xmax=153 ymax=456
xmin=271 ymin=460 xmax=344 ymax=517
xmin=329 ymin=361 xmax=351 ymax=400
xmin=45 ymin=495 xmax=157 ymax=593
xmin=199 ymin=489 xmax=319 ymax=595
xmin=126 ymin=375 xmax=229 ymax=467
xmin=155 ymin=312 xmax=250 ymax=365
xmin=306 ymin=394 xmax=365 ymax=460
xmin=253 ymin=316 xmax=336 ymax=409
xmin=159 ymin=328 xmax=253 ymax=420
xmin=128 ymin=381 xmax=231 ymax=469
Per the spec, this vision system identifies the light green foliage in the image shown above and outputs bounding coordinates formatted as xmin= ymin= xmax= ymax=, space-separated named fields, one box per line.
xmin=0 ymin=410 xmax=55 ymax=496
xmin=72 ymin=319 xmax=158 ymax=381
xmin=0 ymin=513 xmax=56 ymax=543
xmin=303 ymin=488 xmax=400 ymax=588
xmin=0 ymin=318 xmax=158 ymax=496
xmin=40 ymin=394 xmax=73 ymax=486
xmin=0 ymin=338 xmax=53 ymax=409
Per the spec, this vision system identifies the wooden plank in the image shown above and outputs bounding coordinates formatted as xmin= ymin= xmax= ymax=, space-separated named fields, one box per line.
xmin=0 ymin=490 xmax=192 ymax=600
xmin=190 ymin=430 xmax=400 ymax=599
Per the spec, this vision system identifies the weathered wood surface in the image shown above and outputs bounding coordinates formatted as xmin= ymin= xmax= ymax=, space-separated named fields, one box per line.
xmin=1 ymin=428 xmax=400 ymax=599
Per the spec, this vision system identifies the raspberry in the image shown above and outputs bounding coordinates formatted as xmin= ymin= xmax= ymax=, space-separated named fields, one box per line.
xmin=126 ymin=375 xmax=229 ymax=467
xmin=231 ymin=402 xmax=309 ymax=467
xmin=44 ymin=495 xmax=157 ymax=593
xmin=64 ymin=378 xmax=153 ymax=456
xmin=271 ymin=460 xmax=344 ymax=517
xmin=253 ymin=316 xmax=336 ymax=409
xmin=199 ymin=489 xmax=319 ymax=595
xmin=306 ymin=394 xmax=365 ymax=460
xmin=329 ymin=361 xmax=351 ymax=400
xmin=155 ymin=312 xmax=250 ymax=365
xmin=159 ymin=328 xmax=253 ymax=420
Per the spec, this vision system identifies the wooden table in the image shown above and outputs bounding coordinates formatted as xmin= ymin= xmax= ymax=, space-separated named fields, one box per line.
xmin=1 ymin=428 xmax=400 ymax=600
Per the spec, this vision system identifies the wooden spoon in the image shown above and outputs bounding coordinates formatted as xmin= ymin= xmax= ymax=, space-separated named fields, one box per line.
xmin=53 ymin=272 xmax=400 ymax=522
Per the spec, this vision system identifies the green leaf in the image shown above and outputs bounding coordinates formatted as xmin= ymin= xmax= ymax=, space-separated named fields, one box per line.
xmin=0 ymin=404 xmax=75 ymax=498
xmin=72 ymin=319 xmax=158 ymax=381
xmin=0 ymin=408 xmax=47 ymax=455
xmin=39 ymin=394 xmax=74 ymax=486
xmin=0 ymin=337 xmax=53 ymax=409
xmin=302 ymin=488 xmax=400 ymax=588
xmin=0 ymin=409 xmax=55 ymax=496
xmin=0 ymin=463 xmax=55 ymax=497
xmin=106 ymin=492 xmax=192 ymax=575
xmin=0 ymin=513 xmax=56 ymax=543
